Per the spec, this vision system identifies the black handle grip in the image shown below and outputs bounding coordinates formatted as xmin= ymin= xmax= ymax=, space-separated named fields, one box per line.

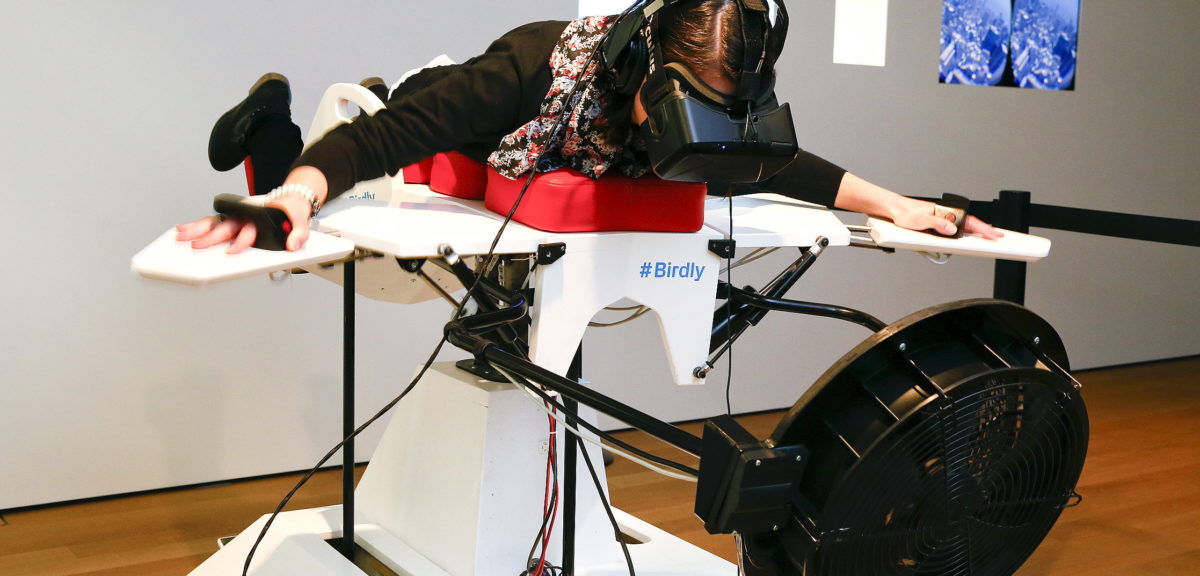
xmin=934 ymin=193 xmax=971 ymax=238
xmin=212 ymin=193 xmax=292 ymax=251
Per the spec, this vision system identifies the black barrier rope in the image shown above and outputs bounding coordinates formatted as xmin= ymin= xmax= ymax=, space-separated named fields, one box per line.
xmin=929 ymin=191 xmax=1200 ymax=248
xmin=905 ymin=190 xmax=1200 ymax=305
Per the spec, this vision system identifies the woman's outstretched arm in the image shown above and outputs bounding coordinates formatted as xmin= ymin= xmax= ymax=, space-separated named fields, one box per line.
xmin=832 ymin=172 xmax=1003 ymax=240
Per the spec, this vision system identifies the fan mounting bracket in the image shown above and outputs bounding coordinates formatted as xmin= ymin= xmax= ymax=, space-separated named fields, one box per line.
xmin=695 ymin=415 xmax=811 ymax=536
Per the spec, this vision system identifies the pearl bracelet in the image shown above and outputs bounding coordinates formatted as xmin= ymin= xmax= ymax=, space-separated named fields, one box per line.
xmin=265 ymin=183 xmax=321 ymax=217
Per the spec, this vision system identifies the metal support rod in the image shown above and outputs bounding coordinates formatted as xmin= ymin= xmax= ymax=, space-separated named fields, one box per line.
xmin=409 ymin=262 xmax=461 ymax=309
xmin=446 ymin=333 xmax=705 ymax=457
xmin=434 ymin=245 xmax=526 ymax=350
xmin=710 ymin=238 xmax=829 ymax=354
xmin=446 ymin=304 xmax=704 ymax=454
xmin=342 ymin=260 xmax=355 ymax=559
xmin=729 ymin=290 xmax=888 ymax=332
xmin=993 ymin=190 xmax=1032 ymax=304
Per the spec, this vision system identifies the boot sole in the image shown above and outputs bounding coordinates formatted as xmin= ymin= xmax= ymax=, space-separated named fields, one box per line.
xmin=249 ymin=72 xmax=289 ymax=94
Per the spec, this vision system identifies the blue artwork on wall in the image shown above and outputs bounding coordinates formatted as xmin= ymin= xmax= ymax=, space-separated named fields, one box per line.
xmin=940 ymin=0 xmax=1080 ymax=90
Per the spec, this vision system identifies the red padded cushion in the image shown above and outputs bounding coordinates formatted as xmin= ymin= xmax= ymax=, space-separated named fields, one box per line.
xmin=429 ymin=152 xmax=487 ymax=199
xmin=401 ymin=157 xmax=434 ymax=184
xmin=484 ymin=167 xmax=707 ymax=233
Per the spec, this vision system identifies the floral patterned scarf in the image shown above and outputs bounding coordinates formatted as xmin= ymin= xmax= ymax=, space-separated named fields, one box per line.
xmin=487 ymin=16 xmax=649 ymax=180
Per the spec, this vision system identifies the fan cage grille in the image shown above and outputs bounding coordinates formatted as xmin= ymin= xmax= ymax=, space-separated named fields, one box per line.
xmin=805 ymin=372 xmax=1087 ymax=576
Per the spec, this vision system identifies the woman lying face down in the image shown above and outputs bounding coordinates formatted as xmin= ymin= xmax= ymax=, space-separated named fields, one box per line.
xmin=178 ymin=0 xmax=999 ymax=254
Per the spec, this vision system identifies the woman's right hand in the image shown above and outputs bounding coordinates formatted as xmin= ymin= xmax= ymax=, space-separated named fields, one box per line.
xmin=177 ymin=167 xmax=328 ymax=254
xmin=175 ymin=192 xmax=314 ymax=254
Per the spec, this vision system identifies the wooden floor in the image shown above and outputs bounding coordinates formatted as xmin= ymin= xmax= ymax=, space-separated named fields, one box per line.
xmin=2 ymin=358 xmax=1197 ymax=575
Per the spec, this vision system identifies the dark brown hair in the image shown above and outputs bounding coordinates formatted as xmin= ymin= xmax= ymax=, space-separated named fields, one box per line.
xmin=658 ymin=0 xmax=745 ymax=87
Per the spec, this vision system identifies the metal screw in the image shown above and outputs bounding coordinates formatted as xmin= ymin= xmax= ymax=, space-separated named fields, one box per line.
xmin=772 ymin=525 xmax=780 ymax=532
xmin=1033 ymin=337 xmax=1041 ymax=345
xmin=795 ymin=455 xmax=803 ymax=462
xmin=754 ymin=460 xmax=762 ymax=467
xmin=898 ymin=342 xmax=908 ymax=352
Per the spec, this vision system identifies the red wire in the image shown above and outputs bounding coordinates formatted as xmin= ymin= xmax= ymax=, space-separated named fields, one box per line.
xmin=545 ymin=409 xmax=559 ymax=546
xmin=534 ymin=404 xmax=559 ymax=576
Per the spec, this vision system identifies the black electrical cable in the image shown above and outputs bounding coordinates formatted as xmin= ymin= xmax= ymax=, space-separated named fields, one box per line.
xmin=521 ymin=565 xmax=564 ymax=576
xmin=724 ymin=186 xmax=735 ymax=416
xmin=538 ymin=425 xmax=559 ymax=574
xmin=240 ymin=334 xmax=449 ymax=576
xmin=240 ymin=245 xmax=503 ymax=576
xmin=576 ymin=434 xmax=636 ymax=576
xmin=240 ymin=18 xmax=633 ymax=575
xmin=239 ymin=156 xmax=549 ymax=575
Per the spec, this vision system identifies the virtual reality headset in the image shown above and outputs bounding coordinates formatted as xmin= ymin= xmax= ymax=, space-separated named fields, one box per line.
xmin=601 ymin=0 xmax=799 ymax=184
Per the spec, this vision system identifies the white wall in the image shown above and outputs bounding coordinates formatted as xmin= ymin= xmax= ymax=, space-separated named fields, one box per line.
xmin=2 ymin=1 xmax=1197 ymax=509
xmin=0 ymin=0 xmax=572 ymax=510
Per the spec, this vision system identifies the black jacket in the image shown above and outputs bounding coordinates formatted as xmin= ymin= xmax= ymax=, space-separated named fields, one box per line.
xmin=297 ymin=20 xmax=845 ymax=207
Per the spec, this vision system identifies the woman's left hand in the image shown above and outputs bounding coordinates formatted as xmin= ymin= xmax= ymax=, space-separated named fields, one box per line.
xmin=833 ymin=174 xmax=1005 ymax=241
xmin=891 ymin=202 xmax=1005 ymax=240
xmin=960 ymin=215 xmax=1004 ymax=240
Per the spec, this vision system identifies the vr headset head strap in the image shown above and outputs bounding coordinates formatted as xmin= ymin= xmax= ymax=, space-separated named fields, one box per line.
xmin=733 ymin=0 xmax=788 ymax=103
xmin=605 ymin=0 xmax=790 ymax=104
xmin=601 ymin=0 xmax=674 ymax=96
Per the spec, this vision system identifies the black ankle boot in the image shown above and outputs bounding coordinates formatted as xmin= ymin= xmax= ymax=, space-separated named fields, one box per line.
xmin=360 ymin=76 xmax=389 ymax=102
xmin=357 ymin=77 xmax=389 ymax=118
xmin=208 ymin=73 xmax=293 ymax=172
xmin=243 ymin=118 xmax=303 ymax=195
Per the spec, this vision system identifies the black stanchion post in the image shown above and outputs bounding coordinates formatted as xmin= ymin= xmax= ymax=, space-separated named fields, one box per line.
xmin=993 ymin=190 xmax=1032 ymax=304
xmin=342 ymin=260 xmax=356 ymax=559
xmin=562 ymin=346 xmax=583 ymax=575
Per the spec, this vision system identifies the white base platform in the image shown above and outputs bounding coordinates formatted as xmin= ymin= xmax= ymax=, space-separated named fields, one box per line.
xmin=188 ymin=362 xmax=735 ymax=576
xmin=190 ymin=505 xmax=734 ymax=576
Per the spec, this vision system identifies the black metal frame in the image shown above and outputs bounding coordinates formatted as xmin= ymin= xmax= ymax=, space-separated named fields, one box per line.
xmin=341 ymin=261 xmax=356 ymax=559
xmin=436 ymin=251 xmax=1093 ymax=575
xmin=440 ymin=233 xmax=888 ymax=452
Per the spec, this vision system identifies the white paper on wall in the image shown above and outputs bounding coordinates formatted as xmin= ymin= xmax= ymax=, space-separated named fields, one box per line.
xmin=834 ymin=0 xmax=889 ymax=67
xmin=579 ymin=0 xmax=635 ymax=18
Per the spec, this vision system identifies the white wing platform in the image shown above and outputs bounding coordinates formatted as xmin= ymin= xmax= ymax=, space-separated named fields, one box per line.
xmin=868 ymin=217 xmax=1051 ymax=261
xmin=131 ymin=229 xmax=355 ymax=286
xmin=316 ymin=197 xmax=545 ymax=258
xmin=704 ymin=193 xmax=851 ymax=248
xmin=129 ymin=203 xmax=1047 ymax=287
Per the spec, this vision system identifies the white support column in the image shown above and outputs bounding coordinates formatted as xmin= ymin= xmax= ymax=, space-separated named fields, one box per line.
xmin=530 ymin=230 xmax=723 ymax=386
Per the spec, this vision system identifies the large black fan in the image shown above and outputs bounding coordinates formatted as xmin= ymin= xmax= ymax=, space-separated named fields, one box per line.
xmin=696 ymin=299 xmax=1089 ymax=576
